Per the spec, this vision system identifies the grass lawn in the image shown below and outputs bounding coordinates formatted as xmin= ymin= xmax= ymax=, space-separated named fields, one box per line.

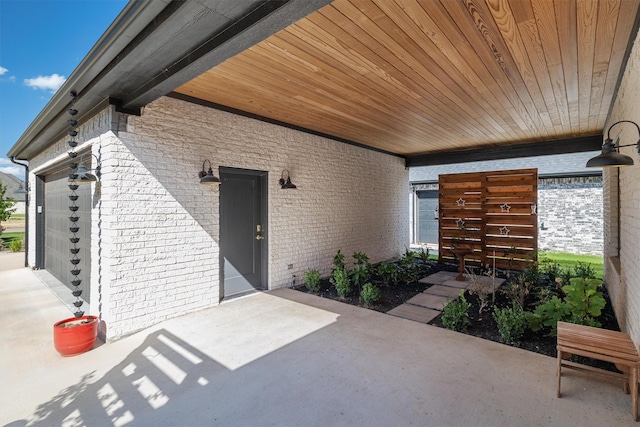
xmin=0 ymin=231 xmax=25 ymax=249
xmin=539 ymin=251 xmax=604 ymax=279
xmin=8 ymin=214 xmax=25 ymax=220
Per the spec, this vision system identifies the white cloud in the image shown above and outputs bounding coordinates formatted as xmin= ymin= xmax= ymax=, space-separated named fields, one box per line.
xmin=0 ymin=66 xmax=7 ymax=75
xmin=0 ymin=158 xmax=26 ymax=179
xmin=24 ymin=73 xmax=66 ymax=92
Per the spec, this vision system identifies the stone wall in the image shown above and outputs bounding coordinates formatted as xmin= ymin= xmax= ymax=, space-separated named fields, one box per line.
xmin=537 ymin=176 xmax=603 ymax=256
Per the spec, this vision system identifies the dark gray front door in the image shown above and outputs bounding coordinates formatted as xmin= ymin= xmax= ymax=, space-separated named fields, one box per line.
xmin=220 ymin=168 xmax=267 ymax=298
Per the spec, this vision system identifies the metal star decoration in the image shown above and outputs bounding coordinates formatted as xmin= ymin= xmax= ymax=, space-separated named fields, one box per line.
xmin=499 ymin=226 xmax=510 ymax=236
xmin=500 ymin=203 xmax=511 ymax=213
xmin=457 ymin=198 xmax=466 ymax=206
xmin=456 ymin=218 xmax=466 ymax=229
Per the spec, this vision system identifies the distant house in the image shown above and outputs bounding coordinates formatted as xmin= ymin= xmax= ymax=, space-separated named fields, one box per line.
xmin=409 ymin=152 xmax=603 ymax=256
xmin=0 ymin=171 xmax=26 ymax=215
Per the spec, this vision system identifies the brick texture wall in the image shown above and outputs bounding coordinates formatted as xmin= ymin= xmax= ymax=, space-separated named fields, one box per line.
xmin=603 ymin=29 xmax=640 ymax=348
xmin=537 ymin=177 xmax=603 ymax=256
xmin=43 ymin=96 xmax=408 ymax=340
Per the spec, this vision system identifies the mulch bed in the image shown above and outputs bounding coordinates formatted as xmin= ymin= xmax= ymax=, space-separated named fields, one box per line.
xmin=295 ymin=260 xmax=621 ymax=371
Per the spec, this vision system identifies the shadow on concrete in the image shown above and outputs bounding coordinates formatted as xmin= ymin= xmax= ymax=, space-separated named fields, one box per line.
xmin=6 ymin=330 xmax=228 ymax=426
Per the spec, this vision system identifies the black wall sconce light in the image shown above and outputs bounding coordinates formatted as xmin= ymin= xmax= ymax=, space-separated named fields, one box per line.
xmin=586 ymin=120 xmax=640 ymax=168
xmin=199 ymin=159 xmax=221 ymax=185
xmin=279 ymin=169 xmax=297 ymax=189
xmin=69 ymin=153 xmax=101 ymax=183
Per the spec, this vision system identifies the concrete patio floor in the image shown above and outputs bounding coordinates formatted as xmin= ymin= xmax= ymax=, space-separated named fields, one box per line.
xmin=1 ymin=254 xmax=638 ymax=426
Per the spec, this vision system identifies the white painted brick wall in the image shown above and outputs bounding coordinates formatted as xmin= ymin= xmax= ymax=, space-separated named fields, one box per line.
xmin=121 ymin=96 xmax=409 ymax=287
xmin=33 ymin=96 xmax=406 ymax=340
xmin=603 ymin=28 xmax=640 ymax=348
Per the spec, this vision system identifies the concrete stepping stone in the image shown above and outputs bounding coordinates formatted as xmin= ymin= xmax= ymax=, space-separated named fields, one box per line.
xmin=387 ymin=304 xmax=441 ymax=324
xmin=425 ymin=284 xmax=463 ymax=298
xmin=418 ymin=271 xmax=457 ymax=285
xmin=440 ymin=278 xmax=469 ymax=289
xmin=406 ymin=293 xmax=448 ymax=311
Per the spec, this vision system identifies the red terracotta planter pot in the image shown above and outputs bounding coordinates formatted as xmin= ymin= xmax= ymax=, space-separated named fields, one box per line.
xmin=53 ymin=315 xmax=98 ymax=357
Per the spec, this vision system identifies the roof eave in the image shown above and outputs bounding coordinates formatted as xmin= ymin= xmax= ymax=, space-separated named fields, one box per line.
xmin=7 ymin=0 xmax=171 ymax=160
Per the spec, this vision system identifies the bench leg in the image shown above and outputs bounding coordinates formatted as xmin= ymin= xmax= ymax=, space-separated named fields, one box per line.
xmin=631 ymin=366 xmax=638 ymax=422
xmin=557 ymin=350 xmax=562 ymax=398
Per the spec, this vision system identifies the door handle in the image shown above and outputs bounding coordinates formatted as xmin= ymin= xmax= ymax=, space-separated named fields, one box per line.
xmin=255 ymin=235 xmax=265 ymax=240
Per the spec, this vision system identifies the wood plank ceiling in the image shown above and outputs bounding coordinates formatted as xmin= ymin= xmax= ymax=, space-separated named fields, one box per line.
xmin=174 ymin=0 xmax=640 ymax=158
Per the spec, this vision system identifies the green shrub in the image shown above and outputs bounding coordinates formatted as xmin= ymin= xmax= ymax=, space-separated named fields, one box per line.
xmin=333 ymin=249 xmax=345 ymax=272
xmin=330 ymin=267 xmax=351 ymax=298
xmin=527 ymin=278 xmax=605 ymax=336
xmin=360 ymin=282 xmax=380 ymax=307
xmin=493 ymin=304 xmax=527 ymax=344
xmin=562 ymin=277 xmax=605 ymax=320
xmin=417 ymin=247 xmax=430 ymax=263
xmin=399 ymin=249 xmax=420 ymax=284
xmin=376 ymin=262 xmax=399 ymax=285
xmin=540 ymin=257 xmax=562 ymax=281
xmin=573 ymin=261 xmax=596 ymax=279
xmin=303 ymin=269 xmax=321 ymax=293
xmin=8 ymin=239 xmax=23 ymax=252
xmin=441 ymin=292 xmax=471 ymax=332
xmin=350 ymin=252 xmax=371 ymax=290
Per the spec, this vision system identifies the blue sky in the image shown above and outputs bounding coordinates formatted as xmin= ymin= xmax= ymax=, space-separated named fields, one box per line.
xmin=0 ymin=0 xmax=128 ymax=178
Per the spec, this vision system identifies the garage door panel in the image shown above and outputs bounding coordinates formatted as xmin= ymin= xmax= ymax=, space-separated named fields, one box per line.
xmin=44 ymin=167 xmax=91 ymax=301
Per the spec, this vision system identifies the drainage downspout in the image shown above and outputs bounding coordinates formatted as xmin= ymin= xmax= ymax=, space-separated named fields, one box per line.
xmin=9 ymin=157 xmax=28 ymax=268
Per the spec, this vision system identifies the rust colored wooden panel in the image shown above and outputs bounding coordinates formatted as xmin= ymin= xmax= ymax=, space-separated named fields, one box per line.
xmin=439 ymin=168 xmax=537 ymax=271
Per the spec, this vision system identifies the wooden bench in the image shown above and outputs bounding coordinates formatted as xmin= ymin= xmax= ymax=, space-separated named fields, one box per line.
xmin=557 ymin=321 xmax=639 ymax=421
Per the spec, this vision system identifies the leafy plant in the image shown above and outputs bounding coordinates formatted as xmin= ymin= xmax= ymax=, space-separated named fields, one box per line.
xmin=303 ymin=269 xmax=321 ymax=293
xmin=8 ymin=239 xmax=23 ymax=252
xmin=441 ymin=292 xmax=471 ymax=332
xmin=539 ymin=256 xmax=562 ymax=281
xmin=573 ymin=261 xmax=596 ymax=279
xmin=562 ymin=278 xmax=605 ymax=320
xmin=527 ymin=296 xmax=570 ymax=335
xmin=376 ymin=262 xmax=399 ymax=286
xmin=333 ymin=249 xmax=345 ymax=273
xmin=522 ymin=262 xmax=542 ymax=288
xmin=360 ymin=282 xmax=380 ymax=307
xmin=0 ymin=181 xmax=17 ymax=237
xmin=493 ymin=304 xmax=527 ymax=345
xmin=558 ymin=268 xmax=573 ymax=287
xmin=399 ymin=249 xmax=420 ymax=284
xmin=350 ymin=251 xmax=371 ymax=290
xmin=527 ymin=277 xmax=605 ymax=336
xmin=417 ymin=247 xmax=430 ymax=263
xmin=330 ymin=267 xmax=351 ymax=298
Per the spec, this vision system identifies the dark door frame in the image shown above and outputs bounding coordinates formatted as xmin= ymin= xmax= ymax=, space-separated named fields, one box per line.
xmin=218 ymin=166 xmax=268 ymax=301
xmin=35 ymin=175 xmax=45 ymax=269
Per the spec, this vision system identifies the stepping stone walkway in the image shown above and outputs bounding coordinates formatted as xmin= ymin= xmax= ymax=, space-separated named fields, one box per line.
xmin=387 ymin=271 xmax=505 ymax=324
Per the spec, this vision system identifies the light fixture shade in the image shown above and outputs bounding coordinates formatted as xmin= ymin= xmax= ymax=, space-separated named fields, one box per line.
xmin=586 ymin=137 xmax=634 ymax=168
xmin=281 ymin=177 xmax=297 ymax=189
xmin=586 ymin=151 xmax=634 ymax=168
xmin=199 ymin=167 xmax=221 ymax=185
xmin=75 ymin=163 xmax=98 ymax=182
xmin=279 ymin=169 xmax=297 ymax=189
